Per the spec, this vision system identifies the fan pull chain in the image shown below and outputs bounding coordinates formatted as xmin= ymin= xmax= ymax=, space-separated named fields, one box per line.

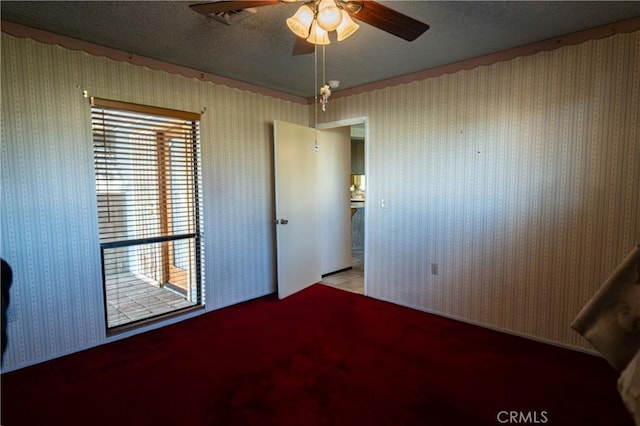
xmin=320 ymin=45 xmax=331 ymax=112
xmin=313 ymin=44 xmax=319 ymax=151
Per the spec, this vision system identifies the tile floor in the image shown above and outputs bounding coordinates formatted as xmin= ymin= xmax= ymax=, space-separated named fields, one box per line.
xmin=320 ymin=248 xmax=364 ymax=294
xmin=105 ymin=272 xmax=195 ymax=328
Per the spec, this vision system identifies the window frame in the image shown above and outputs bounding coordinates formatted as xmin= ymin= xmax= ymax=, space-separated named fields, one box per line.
xmin=91 ymin=97 xmax=204 ymax=333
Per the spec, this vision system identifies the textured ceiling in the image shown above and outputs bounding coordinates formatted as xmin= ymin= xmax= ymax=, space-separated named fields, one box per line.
xmin=2 ymin=1 xmax=640 ymax=97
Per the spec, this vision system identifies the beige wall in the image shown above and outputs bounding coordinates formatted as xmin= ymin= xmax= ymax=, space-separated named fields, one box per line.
xmin=1 ymin=34 xmax=307 ymax=371
xmin=2 ymin=28 xmax=638 ymax=371
xmin=319 ymin=30 xmax=640 ymax=350
xmin=318 ymin=126 xmax=352 ymax=275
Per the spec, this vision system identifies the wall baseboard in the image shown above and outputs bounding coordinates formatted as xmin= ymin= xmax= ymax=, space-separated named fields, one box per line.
xmin=371 ymin=295 xmax=600 ymax=357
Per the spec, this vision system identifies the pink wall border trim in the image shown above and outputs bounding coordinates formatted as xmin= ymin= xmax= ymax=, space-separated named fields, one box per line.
xmin=1 ymin=20 xmax=308 ymax=105
xmin=3 ymin=17 xmax=639 ymax=105
xmin=329 ymin=17 xmax=640 ymax=101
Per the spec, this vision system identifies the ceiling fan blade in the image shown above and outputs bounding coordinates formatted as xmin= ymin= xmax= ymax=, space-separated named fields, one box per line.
xmin=348 ymin=1 xmax=429 ymax=42
xmin=292 ymin=37 xmax=315 ymax=56
xmin=190 ymin=1 xmax=281 ymax=15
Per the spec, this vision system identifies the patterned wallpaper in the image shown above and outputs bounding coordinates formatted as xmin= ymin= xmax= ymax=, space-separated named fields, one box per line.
xmin=320 ymin=31 xmax=639 ymax=351
xmin=1 ymin=34 xmax=307 ymax=370
xmin=2 ymin=29 xmax=638 ymax=371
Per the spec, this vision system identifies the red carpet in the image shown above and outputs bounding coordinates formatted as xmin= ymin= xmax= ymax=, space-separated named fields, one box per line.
xmin=1 ymin=284 xmax=632 ymax=425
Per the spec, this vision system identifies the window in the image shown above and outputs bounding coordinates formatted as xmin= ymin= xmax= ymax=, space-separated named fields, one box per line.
xmin=91 ymin=98 xmax=204 ymax=331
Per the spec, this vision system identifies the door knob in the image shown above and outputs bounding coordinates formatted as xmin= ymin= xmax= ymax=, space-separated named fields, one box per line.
xmin=279 ymin=218 xmax=289 ymax=225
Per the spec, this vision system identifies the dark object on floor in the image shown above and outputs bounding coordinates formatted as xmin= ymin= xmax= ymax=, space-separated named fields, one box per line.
xmin=1 ymin=258 xmax=13 ymax=364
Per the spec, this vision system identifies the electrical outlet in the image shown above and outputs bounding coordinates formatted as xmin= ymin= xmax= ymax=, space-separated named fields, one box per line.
xmin=431 ymin=263 xmax=439 ymax=275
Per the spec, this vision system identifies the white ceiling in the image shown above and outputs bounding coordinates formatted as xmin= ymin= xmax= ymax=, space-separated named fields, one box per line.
xmin=2 ymin=1 xmax=640 ymax=97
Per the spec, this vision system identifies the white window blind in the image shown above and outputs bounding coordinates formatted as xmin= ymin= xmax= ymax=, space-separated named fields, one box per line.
xmin=91 ymin=97 xmax=204 ymax=329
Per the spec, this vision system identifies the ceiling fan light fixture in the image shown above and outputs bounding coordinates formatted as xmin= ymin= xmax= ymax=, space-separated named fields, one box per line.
xmin=286 ymin=4 xmax=315 ymax=39
xmin=306 ymin=20 xmax=330 ymax=45
xmin=335 ymin=9 xmax=359 ymax=41
xmin=316 ymin=0 xmax=342 ymax=32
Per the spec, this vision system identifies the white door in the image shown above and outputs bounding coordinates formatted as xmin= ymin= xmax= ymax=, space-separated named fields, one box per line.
xmin=273 ymin=120 xmax=321 ymax=298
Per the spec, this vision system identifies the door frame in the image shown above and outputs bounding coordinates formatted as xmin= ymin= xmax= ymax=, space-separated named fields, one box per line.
xmin=316 ymin=116 xmax=369 ymax=296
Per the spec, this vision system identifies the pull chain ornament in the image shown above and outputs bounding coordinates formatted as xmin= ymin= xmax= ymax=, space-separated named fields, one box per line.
xmin=320 ymin=84 xmax=331 ymax=111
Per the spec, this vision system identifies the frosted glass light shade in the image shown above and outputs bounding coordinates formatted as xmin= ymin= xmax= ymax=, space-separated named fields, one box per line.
xmin=336 ymin=10 xmax=359 ymax=41
xmin=316 ymin=0 xmax=342 ymax=32
xmin=286 ymin=5 xmax=314 ymax=39
xmin=306 ymin=20 xmax=330 ymax=45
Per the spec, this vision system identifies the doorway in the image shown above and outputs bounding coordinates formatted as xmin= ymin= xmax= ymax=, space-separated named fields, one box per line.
xmin=317 ymin=118 xmax=367 ymax=295
xmin=273 ymin=118 xmax=368 ymax=299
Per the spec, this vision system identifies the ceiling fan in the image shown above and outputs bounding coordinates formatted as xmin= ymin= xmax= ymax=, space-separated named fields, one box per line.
xmin=190 ymin=0 xmax=430 ymax=55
